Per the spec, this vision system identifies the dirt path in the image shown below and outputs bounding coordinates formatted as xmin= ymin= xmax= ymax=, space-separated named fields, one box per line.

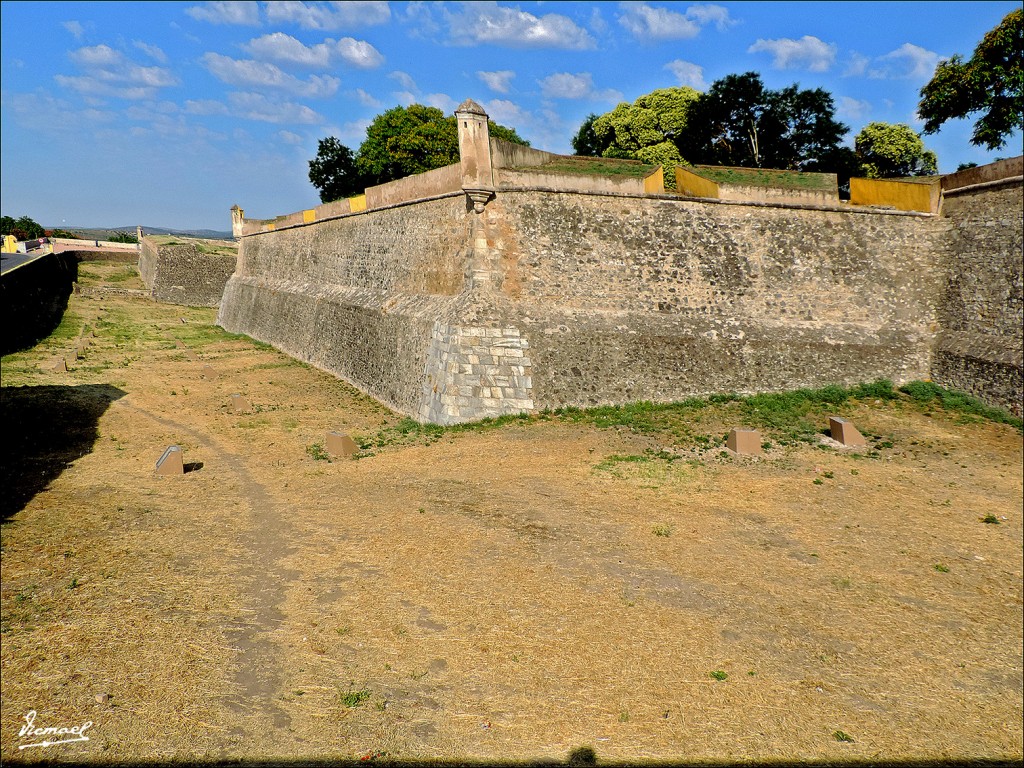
xmin=1 ymin=266 xmax=1021 ymax=764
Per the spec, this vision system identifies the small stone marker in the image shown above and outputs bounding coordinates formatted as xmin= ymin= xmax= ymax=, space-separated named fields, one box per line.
xmin=828 ymin=416 xmax=867 ymax=447
xmin=231 ymin=393 xmax=251 ymax=413
xmin=174 ymin=341 xmax=185 ymax=349
xmin=326 ymin=431 xmax=358 ymax=458
xmin=201 ymin=364 xmax=218 ymax=379
xmin=727 ymin=428 xmax=763 ymax=456
xmin=75 ymin=343 xmax=88 ymax=359
xmin=186 ymin=350 xmax=200 ymax=362
xmin=155 ymin=445 xmax=184 ymax=476
xmin=51 ymin=357 xmax=68 ymax=372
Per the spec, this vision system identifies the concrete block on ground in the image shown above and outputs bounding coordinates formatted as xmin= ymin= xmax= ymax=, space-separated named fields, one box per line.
xmin=201 ymin=364 xmax=218 ymax=379
xmin=155 ymin=445 xmax=184 ymax=476
xmin=231 ymin=393 xmax=251 ymax=413
xmin=829 ymin=416 xmax=867 ymax=446
xmin=48 ymin=357 xmax=68 ymax=372
xmin=326 ymin=431 xmax=358 ymax=458
xmin=727 ymin=428 xmax=763 ymax=456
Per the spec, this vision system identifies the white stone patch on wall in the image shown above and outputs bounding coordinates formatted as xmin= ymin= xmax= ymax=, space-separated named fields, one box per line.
xmin=419 ymin=322 xmax=535 ymax=424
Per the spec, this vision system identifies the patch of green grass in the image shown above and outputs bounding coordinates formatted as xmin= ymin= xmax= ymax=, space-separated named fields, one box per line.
xmin=515 ymin=155 xmax=659 ymax=179
xmin=692 ymin=165 xmax=836 ymax=191
xmin=339 ymin=687 xmax=371 ymax=708
xmin=934 ymin=563 xmax=950 ymax=573
xmin=981 ymin=514 xmax=1001 ymax=525
xmin=900 ymin=381 xmax=1021 ymax=430
xmin=652 ymin=523 xmax=673 ymax=537
xmin=306 ymin=442 xmax=331 ymax=462
xmin=710 ymin=670 xmax=728 ymax=681
xmin=833 ymin=729 xmax=855 ymax=743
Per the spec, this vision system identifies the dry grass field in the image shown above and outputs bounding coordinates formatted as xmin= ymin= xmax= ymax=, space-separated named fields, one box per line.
xmin=1 ymin=261 xmax=1021 ymax=766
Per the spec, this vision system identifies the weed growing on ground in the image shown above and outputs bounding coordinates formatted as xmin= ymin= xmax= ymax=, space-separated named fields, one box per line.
xmin=833 ymin=730 xmax=855 ymax=742
xmin=981 ymin=514 xmax=1001 ymax=525
xmin=306 ymin=442 xmax=330 ymax=462
xmin=652 ymin=524 xmax=673 ymax=537
xmin=710 ymin=670 xmax=728 ymax=681
xmin=934 ymin=564 xmax=950 ymax=573
xmin=339 ymin=687 xmax=371 ymax=708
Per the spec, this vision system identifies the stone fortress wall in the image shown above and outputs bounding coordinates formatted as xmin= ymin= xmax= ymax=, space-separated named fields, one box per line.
xmin=140 ymin=235 xmax=237 ymax=307
xmin=217 ymin=100 xmax=1023 ymax=422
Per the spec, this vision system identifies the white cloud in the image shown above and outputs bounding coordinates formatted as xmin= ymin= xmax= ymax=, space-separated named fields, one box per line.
xmin=134 ymin=41 xmax=168 ymax=64
xmin=836 ymin=96 xmax=871 ymax=120
xmin=58 ymin=44 xmax=178 ymax=100
xmin=185 ymin=1 xmax=260 ymax=25
xmin=483 ymin=98 xmax=529 ymax=127
xmin=201 ymin=53 xmax=339 ymax=97
xmin=538 ymin=72 xmax=621 ymax=102
xmin=686 ymin=3 xmax=735 ymax=31
xmin=617 ymin=2 xmax=733 ymax=40
xmin=747 ymin=35 xmax=836 ymax=72
xmin=424 ymin=93 xmax=458 ymax=113
xmin=843 ymin=52 xmax=870 ymax=77
xmin=868 ymin=43 xmax=941 ymax=80
xmin=185 ymin=99 xmax=230 ymax=116
xmin=389 ymin=70 xmax=417 ymax=91
xmin=277 ymin=129 xmax=305 ymax=145
xmin=63 ymin=20 xmax=85 ymax=39
xmin=264 ymin=1 xmax=391 ymax=30
xmin=244 ymin=32 xmax=383 ymax=69
xmin=446 ymin=3 xmax=595 ymax=49
xmin=393 ymin=90 xmax=416 ymax=106
xmin=227 ymin=91 xmax=324 ymax=124
xmin=664 ymin=59 xmax=705 ymax=89
xmin=477 ymin=70 xmax=516 ymax=94
xmin=353 ymin=88 xmax=381 ymax=107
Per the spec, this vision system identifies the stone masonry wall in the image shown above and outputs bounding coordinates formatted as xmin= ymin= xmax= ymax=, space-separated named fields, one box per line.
xmin=140 ymin=238 xmax=237 ymax=307
xmin=481 ymin=192 xmax=950 ymax=410
xmin=934 ymin=180 xmax=1023 ymax=415
xmin=217 ymin=195 xmax=475 ymax=417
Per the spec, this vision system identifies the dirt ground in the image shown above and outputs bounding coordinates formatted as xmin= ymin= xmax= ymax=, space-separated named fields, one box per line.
xmin=1 ymin=262 xmax=1022 ymax=765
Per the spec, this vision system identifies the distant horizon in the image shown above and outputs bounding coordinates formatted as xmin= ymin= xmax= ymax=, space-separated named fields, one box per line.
xmin=2 ymin=1 xmax=1020 ymax=231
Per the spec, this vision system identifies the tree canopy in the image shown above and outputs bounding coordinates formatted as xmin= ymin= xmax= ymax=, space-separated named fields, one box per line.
xmin=309 ymin=104 xmax=529 ymax=203
xmin=679 ymin=72 xmax=849 ymax=171
xmin=854 ymin=122 xmax=938 ymax=179
xmin=918 ymin=9 xmax=1023 ymax=151
xmin=1 ymin=215 xmax=45 ymax=240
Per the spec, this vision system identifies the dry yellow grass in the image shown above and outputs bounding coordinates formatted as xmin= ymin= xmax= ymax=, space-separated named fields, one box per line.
xmin=1 ymin=263 xmax=1021 ymax=764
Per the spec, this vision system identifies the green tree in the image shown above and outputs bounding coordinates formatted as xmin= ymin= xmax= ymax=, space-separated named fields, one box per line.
xmin=854 ymin=122 xmax=938 ymax=178
xmin=918 ymin=9 xmax=1023 ymax=150
xmin=308 ymin=137 xmax=364 ymax=203
xmin=586 ymin=87 xmax=699 ymax=160
xmin=571 ymin=113 xmax=603 ymax=156
xmin=2 ymin=215 xmax=45 ymax=240
xmin=108 ymin=231 xmax=139 ymax=244
xmin=309 ymin=104 xmax=529 ymax=202
xmin=679 ymin=72 xmax=849 ymax=171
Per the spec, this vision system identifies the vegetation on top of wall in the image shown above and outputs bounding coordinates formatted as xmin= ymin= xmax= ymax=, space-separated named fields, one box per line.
xmin=690 ymin=166 xmax=837 ymax=191
xmin=512 ymin=155 xmax=660 ymax=179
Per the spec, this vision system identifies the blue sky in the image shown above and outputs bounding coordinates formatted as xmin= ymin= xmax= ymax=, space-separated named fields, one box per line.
xmin=1 ymin=1 xmax=1020 ymax=231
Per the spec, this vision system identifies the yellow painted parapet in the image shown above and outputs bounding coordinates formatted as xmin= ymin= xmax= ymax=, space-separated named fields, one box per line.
xmin=643 ymin=166 xmax=665 ymax=194
xmin=349 ymin=194 xmax=367 ymax=213
xmin=303 ymin=209 xmax=316 ymax=223
xmin=850 ymin=177 xmax=941 ymax=213
xmin=675 ymin=166 xmax=719 ymax=198
xmin=2 ymin=235 xmax=17 ymax=253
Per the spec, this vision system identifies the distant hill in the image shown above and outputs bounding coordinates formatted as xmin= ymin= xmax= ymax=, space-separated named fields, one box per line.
xmin=47 ymin=225 xmax=234 ymax=241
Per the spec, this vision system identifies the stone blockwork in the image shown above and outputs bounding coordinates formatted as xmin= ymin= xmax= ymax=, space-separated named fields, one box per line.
xmin=934 ymin=180 xmax=1023 ymax=415
xmin=140 ymin=238 xmax=237 ymax=307
xmin=419 ymin=323 xmax=534 ymax=424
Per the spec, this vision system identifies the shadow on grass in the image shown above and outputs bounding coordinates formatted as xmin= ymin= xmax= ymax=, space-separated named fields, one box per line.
xmin=0 ymin=383 xmax=126 ymax=521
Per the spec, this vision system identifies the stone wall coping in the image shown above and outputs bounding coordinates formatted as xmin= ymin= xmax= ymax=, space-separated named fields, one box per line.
xmin=241 ymin=190 xmax=465 ymax=238
xmin=496 ymin=186 xmax=937 ymax=217
xmin=941 ymin=175 xmax=1023 ymax=198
